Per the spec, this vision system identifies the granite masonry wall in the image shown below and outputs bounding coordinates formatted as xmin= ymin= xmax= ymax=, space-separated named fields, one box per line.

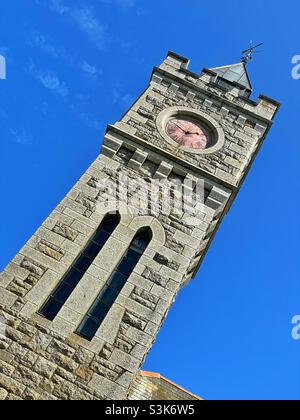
xmin=0 ymin=52 xmax=279 ymax=400
xmin=0 ymin=148 xmax=225 ymax=400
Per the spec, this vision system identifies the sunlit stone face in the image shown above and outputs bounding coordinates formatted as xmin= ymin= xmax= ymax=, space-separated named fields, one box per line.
xmin=166 ymin=118 xmax=210 ymax=150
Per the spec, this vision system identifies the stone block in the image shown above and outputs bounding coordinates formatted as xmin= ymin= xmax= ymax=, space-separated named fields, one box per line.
xmin=0 ymin=272 xmax=14 ymax=288
xmin=73 ymin=347 xmax=94 ymax=365
xmin=255 ymin=123 xmax=266 ymax=133
xmin=110 ymin=349 xmax=140 ymax=374
xmin=47 ymin=339 xmax=75 ymax=358
xmin=0 ymin=387 xmax=8 ymax=400
xmin=151 ymin=284 xmax=173 ymax=302
xmin=50 ymin=318 xmax=74 ymax=340
xmin=0 ymin=287 xmax=18 ymax=307
xmin=37 ymin=241 xmax=64 ymax=261
xmin=203 ymin=99 xmax=213 ymax=108
xmin=225 ymin=156 xmax=244 ymax=170
xmin=5 ymin=262 xmax=31 ymax=281
xmin=169 ymin=83 xmax=179 ymax=93
xmin=33 ymin=357 xmax=57 ymax=379
xmin=186 ymin=91 xmax=196 ymax=101
xmin=0 ymin=373 xmax=25 ymax=396
xmin=53 ymin=222 xmax=78 ymax=241
xmin=96 ymin=305 xmax=125 ymax=345
xmin=151 ymin=74 xmax=163 ymax=85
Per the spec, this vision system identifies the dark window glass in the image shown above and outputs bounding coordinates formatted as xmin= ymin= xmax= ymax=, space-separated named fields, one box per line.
xmin=89 ymin=299 xmax=109 ymax=320
xmin=74 ymin=254 xmax=93 ymax=273
xmin=63 ymin=269 xmax=83 ymax=288
xmin=109 ymin=271 xmax=127 ymax=291
xmin=131 ymin=236 xmax=149 ymax=252
xmin=77 ymin=229 xmax=152 ymax=341
xmin=102 ymin=220 xmax=121 ymax=234
xmin=126 ymin=248 xmax=141 ymax=261
xmin=93 ymin=230 xmax=110 ymax=246
xmin=83 ymin=241 xmax=101 ymax=259
xmin=101 ymin=287 xmax=120 ymax=306
xmin=40 ymin=299 xmax=62 ymax=322
xmin=117 ymin=257 xmax=139 ymax=276
xmin=54 ymin=283 xmax=74 ymax=303
xmin=40 ymin=213 xmax=120 ymax=321
xmin=78 ymin=317 xmax=100 ymax=341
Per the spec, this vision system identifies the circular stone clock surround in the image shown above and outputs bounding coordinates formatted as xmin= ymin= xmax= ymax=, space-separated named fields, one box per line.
xmin=156 ymin=106 xmax=225 ymax=155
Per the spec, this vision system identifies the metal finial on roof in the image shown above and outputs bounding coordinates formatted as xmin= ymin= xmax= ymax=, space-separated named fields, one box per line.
xmin=241 ymin=41 xmax=264 ymax=64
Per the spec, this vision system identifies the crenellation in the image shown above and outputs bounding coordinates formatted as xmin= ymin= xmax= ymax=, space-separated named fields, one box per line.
xmin=156 ymin=55 xmax=280 ymax=123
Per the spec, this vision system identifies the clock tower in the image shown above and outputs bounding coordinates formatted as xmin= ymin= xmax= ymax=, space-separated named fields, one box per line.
xmin=0 ymin=52 xmax=279 ymax=400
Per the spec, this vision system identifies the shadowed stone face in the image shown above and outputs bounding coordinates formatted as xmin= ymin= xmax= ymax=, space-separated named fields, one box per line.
xmin=0 ymin=314 xmax=7 ymax=342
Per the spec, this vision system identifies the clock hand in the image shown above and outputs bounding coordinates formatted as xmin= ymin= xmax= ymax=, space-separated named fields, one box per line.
xmin=172 ymin=122 xmax=186 ymax=133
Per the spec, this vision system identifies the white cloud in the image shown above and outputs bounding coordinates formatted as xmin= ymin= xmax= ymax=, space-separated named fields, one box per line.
xmin=40 ymin=74 xmax=68 ymax=97
xmin=47 ymin=1 xmax=107 ymax=50
xmin=71 ymin=7 xmax=107 ymax=50
xmin=112 ymin=88 xmax=134 ymax=108
xmin=80 ymin=61 xmax=97 ymax=75
xmin=68 ymin=95 xmax=102 ymax=131
xmin=79 ymin=61 xmax=103 ymax=83
xmin=50 ymin=0 xmax=68 ymax=15
xmin=79 ymin=112 xmax=102 ymax=131
xmin=28 ymin=30 xmax=103 ymax=81
xmin=28 ymin=32 xmax=60 ymax=58
xmin=0 ymin=46 xmax=9 ymax=55
xmin=116 ymin=0 xmax=136 ymax=7
xmin=0 ymin=108 xmax=7 ymax=119
xmin=10 ymin=127 xmax=33 ymax=146
xmin=100 ymin=0 xmax=136 ymax=7
xmin=28 ymin=62 xmax=69 ymax=99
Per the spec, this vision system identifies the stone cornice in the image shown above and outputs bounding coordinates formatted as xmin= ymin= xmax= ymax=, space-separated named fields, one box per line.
xmin=105 ymin=124 xmax=239 ymax=192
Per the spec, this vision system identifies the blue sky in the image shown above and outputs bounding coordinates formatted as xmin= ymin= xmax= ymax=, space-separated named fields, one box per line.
xmin=1 ymin=0 xmax=299 ymax=400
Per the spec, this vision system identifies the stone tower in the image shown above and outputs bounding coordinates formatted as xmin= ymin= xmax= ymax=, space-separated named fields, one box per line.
xmin=0 ymin=52 xmax=279 ymax=401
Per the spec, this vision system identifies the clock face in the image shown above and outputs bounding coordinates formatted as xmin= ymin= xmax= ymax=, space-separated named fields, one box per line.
xmin=166 ymin=118 xmax=210 ymax=150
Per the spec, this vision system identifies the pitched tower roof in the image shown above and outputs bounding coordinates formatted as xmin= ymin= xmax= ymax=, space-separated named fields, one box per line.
xmin=209 ymin=62 xmax=253 ymax=91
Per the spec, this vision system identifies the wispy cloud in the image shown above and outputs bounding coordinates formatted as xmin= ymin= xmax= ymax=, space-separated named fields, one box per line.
xmin=27 ymin=29 xmax=103 ymax=81
xmin=80 ymin=61 xmax=97 ymax=75
xmin=118 ymin=0 xmax=136 ymax=6
xmin=28 ymin=61 xmax=69 ymax=99
xmin=49 ymin=0 xmax=67 ymax=15
xmin=100 ymin=0 xmax=136 ymax=8
xmin=69 ymin=94 xmax=102 ymax=131
xmin=0 ymin=46 xmax=9 ymax=55
xmin=79 ymin=60 xmax=103 ymax=82
xmin=99 ymin=0 xmax=146 ymax=15
xmin=27 ymin=32 xmax=60 ymax=59
xmin=71 ymin=7 xmax=107 ymax=50
xmin=10 ymin=127 xmax=33 ymax=146
xmin=27 ymin=60 xmax=101 ymax=132
xmin=47 ymin=0 xmax=107 ymax=50
xmin=36 ymin=1 xmax=137 ymax=53
xmin=79 ymin=112 xmax=102 ymax=131
xmin=0 ymin=108 xmax=7 ymax=119
xmin=112 ymin=88 xmax=134 ymax=108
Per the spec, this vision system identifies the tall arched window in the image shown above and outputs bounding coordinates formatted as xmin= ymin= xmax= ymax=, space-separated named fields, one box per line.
xmin=40 ymin=213 xmax=120 ymax=321
xmin=77 ymin=228 xmax=152 ymax=341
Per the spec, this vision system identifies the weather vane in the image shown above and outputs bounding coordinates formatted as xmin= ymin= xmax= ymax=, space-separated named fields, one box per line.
xmin=241 ymin=41 xmax=264 ymax=64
